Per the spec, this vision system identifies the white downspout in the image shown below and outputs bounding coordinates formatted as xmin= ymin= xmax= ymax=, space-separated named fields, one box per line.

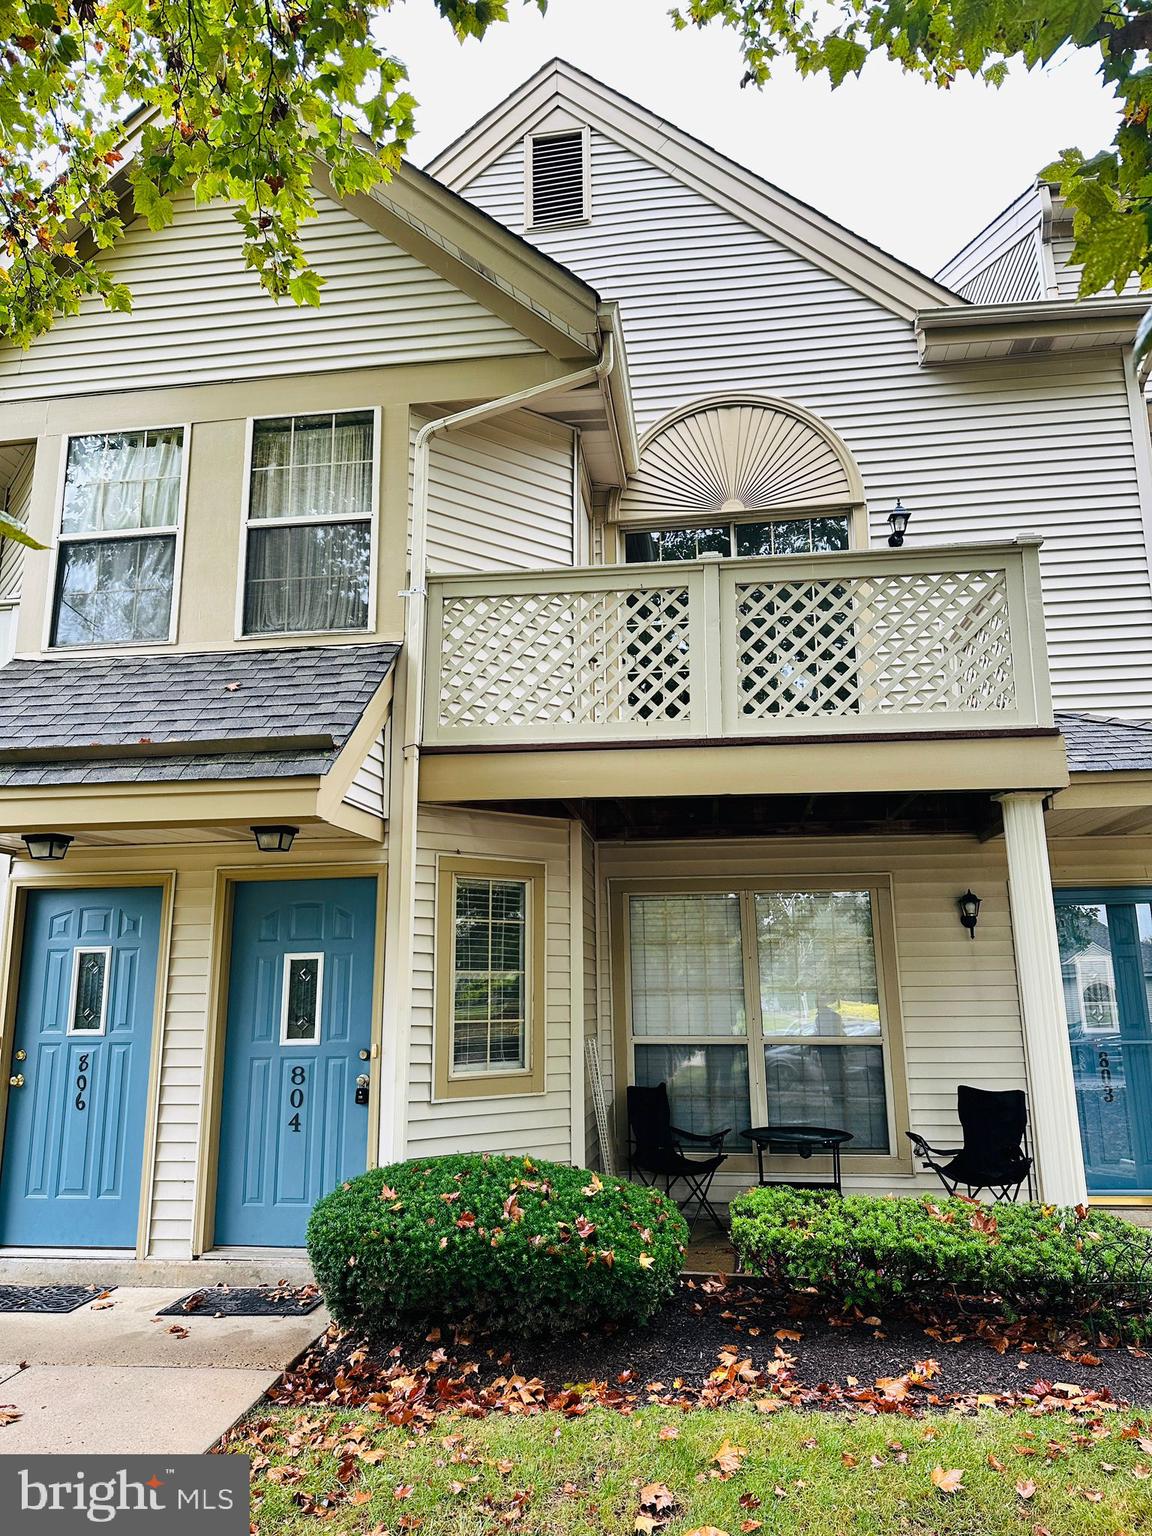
xmin=378 ymin=336 xmax=616 ymax=1164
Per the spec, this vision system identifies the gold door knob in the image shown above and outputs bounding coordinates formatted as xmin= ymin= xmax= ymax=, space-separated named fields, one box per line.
xmin=8 ymin=1074 xmax=24 ymax=1087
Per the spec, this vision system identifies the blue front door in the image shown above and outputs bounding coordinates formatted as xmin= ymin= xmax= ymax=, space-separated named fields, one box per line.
xmin=1056 ymin=888 xmax=1152 ymax=1196
xmin=214 ymin=878 xmax=376 ymax=1247
xmin=0 ymin=886 xmax=163 ymax=1247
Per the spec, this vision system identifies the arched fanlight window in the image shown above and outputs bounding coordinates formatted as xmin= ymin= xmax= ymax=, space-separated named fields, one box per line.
xmin=614 ymin=396 xmax=866 ymax=562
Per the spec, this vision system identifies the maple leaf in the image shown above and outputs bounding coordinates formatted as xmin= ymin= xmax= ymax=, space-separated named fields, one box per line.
xmin=393 ymin=1483 xmax=414 ymax=1500
xmin=454 ymin=1211 xmax=476 ymax=1229
xmin=658 ymin=1424 xmax=680 ymax=1440
xmin=774 ymin=1328 xmax=803 ymax=1342
xmin=930 ymin=1466 xmax=965 ymax=1494
xmin=683 ymin=1528 xmax=730 ymax=1536
xmin=712 ymin=1436 xmax=748 ymax=1476
xmin=0 ymin=1407 xmax=22 ymax=1426
xmin=582 ymin=1172 xmax=603 ymax=1195
xmin=1081 ymin=1489 xmax=1104 ymax=1502
xmin=347 ymin=1490 xmax=372 ymax=1506
xmin=638 ymin=1481 xmax=677 ymax=1517
xmin=875 ymin=1375 xmax=911 ymax=1401
xmin=639 ymin=1252 xmax=655 ymax=1269
xmin=575 ymin=1214 xmax=596 ymax=1238
xmin=1015 ymin=1478 xmax=1036 ymax=1499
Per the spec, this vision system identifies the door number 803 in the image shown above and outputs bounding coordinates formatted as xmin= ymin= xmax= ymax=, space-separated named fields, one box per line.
xmin=288 ymin=1064 xmax=306 ymax=1132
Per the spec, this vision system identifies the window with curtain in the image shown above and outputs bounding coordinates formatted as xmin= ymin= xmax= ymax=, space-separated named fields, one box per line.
xmin=628 ymin=885 xmax=894 ymax=1152
xmin=51 ymin=427 xmax=184 ymax=647
xmin=243 ymin=410 xmax=374 ymax=635
xmin=623 ymin=516 xmax=849 ymax=563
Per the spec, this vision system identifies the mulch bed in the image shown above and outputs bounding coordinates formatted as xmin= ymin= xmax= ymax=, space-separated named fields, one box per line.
xmin=268 ymin=1277 xmax=1152 ymax=1426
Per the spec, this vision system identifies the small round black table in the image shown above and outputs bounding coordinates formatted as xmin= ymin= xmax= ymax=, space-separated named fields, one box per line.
xmin=742 ymin=1124 xmax=854 ymax=1194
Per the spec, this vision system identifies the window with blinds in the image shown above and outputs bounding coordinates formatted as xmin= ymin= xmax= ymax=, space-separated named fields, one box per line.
xmin=627 ymin=885 xmax=898 ymax=1155
xmin=527 ymin=129 xmax=589 ymax=229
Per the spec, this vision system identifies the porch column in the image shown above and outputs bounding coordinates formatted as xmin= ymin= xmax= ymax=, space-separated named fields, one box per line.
xmin=996 ymin=791 xmax=1087 ymax=1206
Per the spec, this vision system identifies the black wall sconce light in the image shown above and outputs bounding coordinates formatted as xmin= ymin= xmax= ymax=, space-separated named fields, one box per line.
xmin=887 ymin=500 xmax=911 ymax=547
xmin=21 ymin=831 xmax=73 ymax=861
xmin=958 ymin=889 xmax=982 ymax=939
xmin=251 ymin=825 xmax=299 ymax=853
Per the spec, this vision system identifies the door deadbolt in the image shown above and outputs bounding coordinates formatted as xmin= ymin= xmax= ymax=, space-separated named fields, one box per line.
xmin=8 ymin=1074 xmax=23 ymax=1088
xmin=14 ymin=1049 xmax=25 ymax=1061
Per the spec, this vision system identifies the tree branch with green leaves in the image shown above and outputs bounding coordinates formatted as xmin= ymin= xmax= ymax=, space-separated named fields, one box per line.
xmin=674 ymin=1 xmax=1152 ymax=301
xmin=0 ymin=0 xmax=542 ymax=350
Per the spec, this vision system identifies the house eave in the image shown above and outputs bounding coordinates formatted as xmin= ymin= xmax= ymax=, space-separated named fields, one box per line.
xmin=916 ymin=298 xmax=1151 ymax=364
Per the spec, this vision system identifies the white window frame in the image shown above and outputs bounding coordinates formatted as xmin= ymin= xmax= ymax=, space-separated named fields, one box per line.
xmin=67 ymin=945 xmax=113 ymax=1037
xmin=615 ymin=875 xmax=909 ymax=1171
xmin=523 ymin=125 xmax=592 ymax=233
xmin=448 ymin=871 xmax=533 ymax=1081
xmin=45 ymin=424 xmax=191 ymax=653
xmin=279 ymin=951 xmax=325 ymax=1046
xmin=235 ymin=405 xmax=381 ymax=641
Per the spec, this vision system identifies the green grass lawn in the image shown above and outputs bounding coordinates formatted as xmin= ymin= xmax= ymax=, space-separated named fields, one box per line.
xmin=233 ymin=1404 xmax=1152 ymax=1534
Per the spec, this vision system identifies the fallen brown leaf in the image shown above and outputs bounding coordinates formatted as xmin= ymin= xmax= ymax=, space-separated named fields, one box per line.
xmin=930 ymin=1466 xmax=965 ymax=1495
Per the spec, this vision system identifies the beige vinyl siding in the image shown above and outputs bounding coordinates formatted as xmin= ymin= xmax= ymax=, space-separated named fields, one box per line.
xmin=422 ymin=409 xmax=578 ymax=572
xmin=581 ymin=826 xmax=601 ymax=1167
xmin=406 ymin=807 xmax=573 ymax=1160
xmin=596 ymin=834 xmax=1023 ymax=1199
xmin=343 ymin=728 xmax=388 ymax=818
xmin=0 ymin=193 xmax=540 ymax=402
xmin=460 ymin=131 xmax=1152 ymax=716
xmin=955 ymin=236 xmax=1044 ymax=305
xmin=0 ymin=446 xmax=33 ymax=600
xmin=936 ymin=186 xmax=1044 ymax=301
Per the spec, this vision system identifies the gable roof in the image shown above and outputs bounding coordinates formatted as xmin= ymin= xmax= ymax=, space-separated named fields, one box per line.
xmin=428 ymin=58 xmax=962 ymax=324
xmin=0 ymin=643 xmax=397 ymax=786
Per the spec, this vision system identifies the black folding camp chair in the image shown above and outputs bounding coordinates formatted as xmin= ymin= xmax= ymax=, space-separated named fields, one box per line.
xmin=626 ymin=1083 xmax=730 ymax=1232
xmin=906 ymin=1084 xmax=1034 ymax=1202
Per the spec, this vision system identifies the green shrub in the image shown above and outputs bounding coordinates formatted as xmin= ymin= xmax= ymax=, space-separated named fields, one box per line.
xmin=307 ymin=1153 xmax=688 ymax=1337
xmin=730 ymin=1187 xmax=1152 ymax=1322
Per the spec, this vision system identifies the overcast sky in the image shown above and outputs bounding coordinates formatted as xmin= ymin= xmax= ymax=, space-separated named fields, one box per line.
xmin=381 ymin=0 xmax=1120 ymax=275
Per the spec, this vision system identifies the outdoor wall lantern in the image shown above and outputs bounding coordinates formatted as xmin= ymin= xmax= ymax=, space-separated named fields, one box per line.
xmin=887 ymin=501 xmax=911 ymax=548
xmin=20 ymin=831 xmax=73 ymax=861
xmin=251 ymin=825 xmax=299 ymax=854
xmin=958 ymin=889 xmax=982 ymax=939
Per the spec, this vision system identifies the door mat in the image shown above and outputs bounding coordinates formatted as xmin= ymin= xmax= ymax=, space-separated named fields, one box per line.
xmin=158 ymin=1284 xmax=324 ymax=1318
xmin=0 ymin=1284 xmax=116 ymax=1313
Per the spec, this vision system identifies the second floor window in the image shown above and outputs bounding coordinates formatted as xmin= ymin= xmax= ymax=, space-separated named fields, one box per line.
xmin=623 ymin=515 xmax=850 ymax=563
xmin=51 ymin=427 xmax=185 ymax=648
xmin=242 ymin=410 xmax=375 ymax=636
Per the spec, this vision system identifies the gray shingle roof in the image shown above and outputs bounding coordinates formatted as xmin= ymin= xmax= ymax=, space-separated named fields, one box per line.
xmin=1057 ymin=711 xmax=1152 ymax=774
xmin=0 ymin=644 xmax=397 ymax=786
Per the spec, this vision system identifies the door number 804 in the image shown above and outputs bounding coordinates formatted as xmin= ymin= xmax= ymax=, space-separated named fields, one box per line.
xmin=288 ymin=1064 xmax=305 ymax=1132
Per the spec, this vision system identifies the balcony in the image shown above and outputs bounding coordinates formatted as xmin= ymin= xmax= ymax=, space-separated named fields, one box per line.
xmin=420 ymin=539 xmax=1063 ymax=801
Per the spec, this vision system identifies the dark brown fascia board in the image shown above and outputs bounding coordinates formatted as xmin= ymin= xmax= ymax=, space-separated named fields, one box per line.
xmin=0 ymin=733 xmax=335 ymax=765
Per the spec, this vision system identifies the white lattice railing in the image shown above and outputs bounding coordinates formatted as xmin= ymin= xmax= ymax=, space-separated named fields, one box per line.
xmin=424 ymin=539 xmax=1052 ymax=746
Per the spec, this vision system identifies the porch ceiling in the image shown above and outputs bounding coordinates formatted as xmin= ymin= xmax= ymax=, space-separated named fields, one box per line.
xmin=465 ymin=789 xmax=1003 ymax=840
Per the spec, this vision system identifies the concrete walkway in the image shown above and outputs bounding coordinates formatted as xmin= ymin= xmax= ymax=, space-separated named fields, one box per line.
xmin=0 ymin=1287 xmax=327 ymax=1454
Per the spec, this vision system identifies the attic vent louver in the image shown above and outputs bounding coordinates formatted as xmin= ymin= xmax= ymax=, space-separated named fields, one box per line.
xmin=528 ymin=130 xmax=588 ymax=229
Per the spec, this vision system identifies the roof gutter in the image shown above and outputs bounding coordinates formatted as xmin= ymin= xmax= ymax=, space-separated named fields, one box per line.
xmin=378 ymin=337 xmax=617 ymax=1162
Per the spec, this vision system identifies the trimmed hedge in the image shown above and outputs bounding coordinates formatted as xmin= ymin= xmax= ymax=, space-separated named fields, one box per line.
xmin=307 ymin=1153 xmax=688 ymax=1337
xmin=730 ymin=1187 xmax=1152 ymax=1322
